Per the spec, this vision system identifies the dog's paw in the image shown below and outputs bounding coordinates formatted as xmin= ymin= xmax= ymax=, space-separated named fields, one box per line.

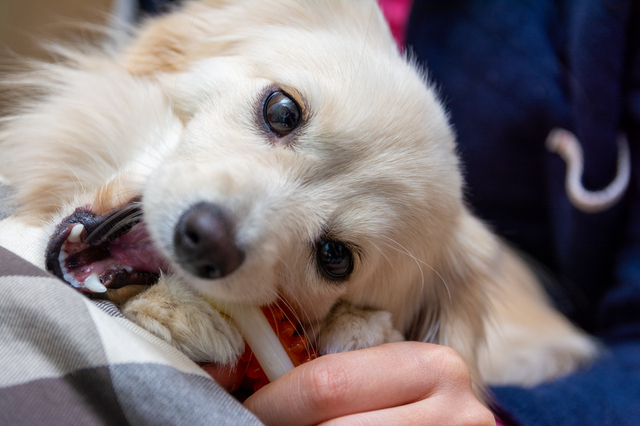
xmin=479 ymin=322 xmax=600 ymax=387
xmin=122 ymin=275 xmax=244 ymax=365
xmin=317 ymin=302 xmax=404 ymax=354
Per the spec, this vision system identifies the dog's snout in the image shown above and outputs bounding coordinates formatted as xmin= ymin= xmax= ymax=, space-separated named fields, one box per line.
xmin=174 ymin=202 xmax=245 ymax=279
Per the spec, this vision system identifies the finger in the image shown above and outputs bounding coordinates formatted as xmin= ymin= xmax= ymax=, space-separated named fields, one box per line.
xmin=318 ymin=394 xmax=495 ymax=426
xmin=244 ymin=342 xmax=470 ymax=426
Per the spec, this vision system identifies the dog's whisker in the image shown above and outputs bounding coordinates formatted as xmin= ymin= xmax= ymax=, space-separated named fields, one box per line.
xmin=275 ymin=293 xmax=316 ymax=360
xmin=275 ymin=294 xmax=302 ymax=331
xmin=256 ymin=250 xmax=319 ymax=340
xmin=351 ymin=0 xmax=376 ymax=88
xmin=296 ymin=289 xmax=320 ymax=343
xmin=285 ymin=284 xmax=321 ymax=350
xmin=82 ymin=203 xmax=141 ymax=241
xmin=38 ymin=189 xmax=71 ymax=205
xmin=54 ymin=159 xmax=88 ymax=194
xmin=379 ymin=237 xmax=425 ymax=295
xmin=106 ymin=188 xmax=145 ymax=204
xmin=83 ymin=203 xmax=142 ymax=244
xmin=94 ymin=211 xmax=144 ymax=244
xmin=370 ymin=242 xmax=397 ymax=273
xmin=380 ymin=236 xmax=452 ymax=304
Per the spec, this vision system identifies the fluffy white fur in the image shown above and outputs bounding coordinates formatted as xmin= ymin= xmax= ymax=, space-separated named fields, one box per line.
xmin=0 ymin=0 xmax=598 ymax=393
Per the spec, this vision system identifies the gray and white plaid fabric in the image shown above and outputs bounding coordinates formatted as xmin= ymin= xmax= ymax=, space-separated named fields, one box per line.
xmin=0 ymin=185 xmax=263 ymax=426
xmin=0 ymin=184 xmax=15 ymax=221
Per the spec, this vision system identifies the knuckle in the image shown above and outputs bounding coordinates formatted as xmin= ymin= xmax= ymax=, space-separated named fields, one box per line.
xmin=401 ymin=342 xmax=470 ymax=378
xmin=418 ymin=344 xmax=469 ymax=379
xmin=459 ymin=405 xmax=496 ymax=426
xmin=435 ymin=346 xmax=470 ymax=380
xmin=451 ymin=396 xmax=496 ymax=426
xmin=406 ymin=343 xmax=474 ymax=394
xmin=433 ymin=344 xmax=461 ymax=363
xmin=301 ymin=357 xmax=351 ymax=410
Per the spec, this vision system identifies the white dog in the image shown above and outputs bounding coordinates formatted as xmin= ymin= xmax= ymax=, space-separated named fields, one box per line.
xmin=0 ymin=0 xmax=597 ymax=393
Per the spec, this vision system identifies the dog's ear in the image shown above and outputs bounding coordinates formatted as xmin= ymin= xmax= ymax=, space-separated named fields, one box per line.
xmin=122 ymin=0 xmax=392 ymax=76
xmin=407 ymin=211 xmax=499 ymax=388
xmin=123 ymin=1 xmax=242 ymax=75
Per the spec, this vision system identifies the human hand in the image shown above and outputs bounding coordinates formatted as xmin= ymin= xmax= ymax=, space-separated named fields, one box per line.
xmin=243 ymin=341 xmax=495 ymax=426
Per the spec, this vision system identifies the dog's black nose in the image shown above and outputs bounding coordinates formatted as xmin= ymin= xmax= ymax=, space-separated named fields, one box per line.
xmin=173 ymin=202 xmax=245 ymax=279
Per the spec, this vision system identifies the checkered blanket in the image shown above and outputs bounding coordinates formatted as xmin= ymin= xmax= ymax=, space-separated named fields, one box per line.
xmin=0 ymin=186 xmax=262 ymax=425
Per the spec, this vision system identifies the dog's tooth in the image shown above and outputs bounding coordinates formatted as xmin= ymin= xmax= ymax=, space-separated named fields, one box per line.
xmin=58 ymin=250 xmax=78 ymax=288
xmin=67 ymin=224 xmax=84 ymax=243
xmin=63 ymin=271 xmax=81 ymax=288
xmin=84 ymin=273 xmax=107 ymax=293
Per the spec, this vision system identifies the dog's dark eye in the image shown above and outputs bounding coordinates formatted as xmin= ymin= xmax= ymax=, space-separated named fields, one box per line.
xmin=316 ymin=240 xmax=353 ymax=280
xmin=264 ymin=91 xmax=301 ymax=136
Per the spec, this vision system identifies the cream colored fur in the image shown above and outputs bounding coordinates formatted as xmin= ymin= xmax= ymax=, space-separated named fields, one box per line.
xmin=0 ymin=0 xmax=597 ymax=392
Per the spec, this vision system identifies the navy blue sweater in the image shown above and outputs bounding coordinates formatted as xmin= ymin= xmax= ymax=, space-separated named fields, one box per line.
xmin=407 ymin=0 xmax=640 ymax=424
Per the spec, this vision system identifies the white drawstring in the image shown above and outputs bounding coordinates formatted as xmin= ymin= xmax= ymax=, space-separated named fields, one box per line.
xmin=546 ymin=128 xmax=631 ymax=213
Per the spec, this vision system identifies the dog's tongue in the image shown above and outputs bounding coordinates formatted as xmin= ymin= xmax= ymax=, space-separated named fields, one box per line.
xmin=108 ymin=225 xmax=170 ymax=273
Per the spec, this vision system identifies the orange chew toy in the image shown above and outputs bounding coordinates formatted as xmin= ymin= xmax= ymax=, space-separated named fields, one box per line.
xmin=200 ymin=303 xmax=318 ymax=397
xmin=236 ymin=305 xmax=318 ymax=393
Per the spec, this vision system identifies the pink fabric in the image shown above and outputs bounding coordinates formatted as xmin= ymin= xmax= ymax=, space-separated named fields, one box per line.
xmin=377 ymin=0 xmax=414 ymax=49
xmin=495 ymin=416 xmax=508 ymax=426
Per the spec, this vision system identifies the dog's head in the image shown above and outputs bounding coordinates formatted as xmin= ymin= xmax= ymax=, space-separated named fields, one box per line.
xmin=1 ymin=1 xmax=492 ymax=366
xmin=139 ymin=0 xmax=464 ymax=325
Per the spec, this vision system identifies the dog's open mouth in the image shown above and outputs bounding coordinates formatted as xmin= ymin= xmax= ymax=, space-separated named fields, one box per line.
xmin=45 ymin=199 xmax=170 ymax=293
xmin=44 ymin=200 xmax=319 ymax=397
